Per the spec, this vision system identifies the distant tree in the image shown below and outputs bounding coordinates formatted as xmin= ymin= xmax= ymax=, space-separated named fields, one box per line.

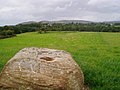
xmin=0 ymin=30 xmax=16 ymax=39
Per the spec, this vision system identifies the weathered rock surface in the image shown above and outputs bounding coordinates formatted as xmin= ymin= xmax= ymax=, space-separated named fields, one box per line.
xmin=0 ymin=47 xmax=85 ymax=90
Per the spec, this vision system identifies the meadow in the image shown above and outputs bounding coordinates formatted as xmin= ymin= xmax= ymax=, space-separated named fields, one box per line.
xmin=0 ymin=32 xmax=120 ymax=90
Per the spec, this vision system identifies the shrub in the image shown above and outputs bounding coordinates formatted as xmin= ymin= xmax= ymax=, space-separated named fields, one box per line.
xmin=0 ymin=30 xmax=16 ymax=39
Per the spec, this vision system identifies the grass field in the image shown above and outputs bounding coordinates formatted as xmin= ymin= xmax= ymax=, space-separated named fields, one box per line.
xmin=0 ymin=32 xmax=120 ymax=90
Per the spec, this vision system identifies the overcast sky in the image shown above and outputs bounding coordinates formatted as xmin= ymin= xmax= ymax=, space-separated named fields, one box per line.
xmin=0 ymin=0 xmax=120 ymax=26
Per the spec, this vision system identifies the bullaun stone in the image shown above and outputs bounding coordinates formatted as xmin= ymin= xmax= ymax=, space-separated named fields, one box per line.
xmin=0 ymin=47 xmax=85 ymax=90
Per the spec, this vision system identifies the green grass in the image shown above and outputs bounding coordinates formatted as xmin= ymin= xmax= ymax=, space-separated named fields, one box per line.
xmin=0 ymin=32 xmax=120 ymax=90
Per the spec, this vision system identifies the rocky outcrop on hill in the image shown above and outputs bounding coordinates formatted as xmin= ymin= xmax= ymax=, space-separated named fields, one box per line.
xmin=0 ymin=47 xmax=85 ymax=90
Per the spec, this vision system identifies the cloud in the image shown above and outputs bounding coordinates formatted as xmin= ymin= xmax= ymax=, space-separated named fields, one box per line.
xmin=0 ymin=0 xmax=120 ymax=25
xmin=87 ymin=0 xmax=120 ymax=13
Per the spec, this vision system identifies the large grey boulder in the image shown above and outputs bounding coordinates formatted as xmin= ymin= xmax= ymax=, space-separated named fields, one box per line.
xmin=0 ymin=47 xmax=85 ymax=90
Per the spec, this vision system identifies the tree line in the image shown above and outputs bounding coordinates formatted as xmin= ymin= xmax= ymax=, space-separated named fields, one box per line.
xmin=0 ymin=22 xmax=120 ymax=39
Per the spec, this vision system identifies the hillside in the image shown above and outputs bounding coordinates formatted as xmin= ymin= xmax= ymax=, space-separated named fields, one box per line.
xmin=19 ymin=20 xmax=120 ymax=25
xmin=19 ymin=20 xmax=93 ymax=25
xmin=104 ymin=21 xmax=120 ymax=24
